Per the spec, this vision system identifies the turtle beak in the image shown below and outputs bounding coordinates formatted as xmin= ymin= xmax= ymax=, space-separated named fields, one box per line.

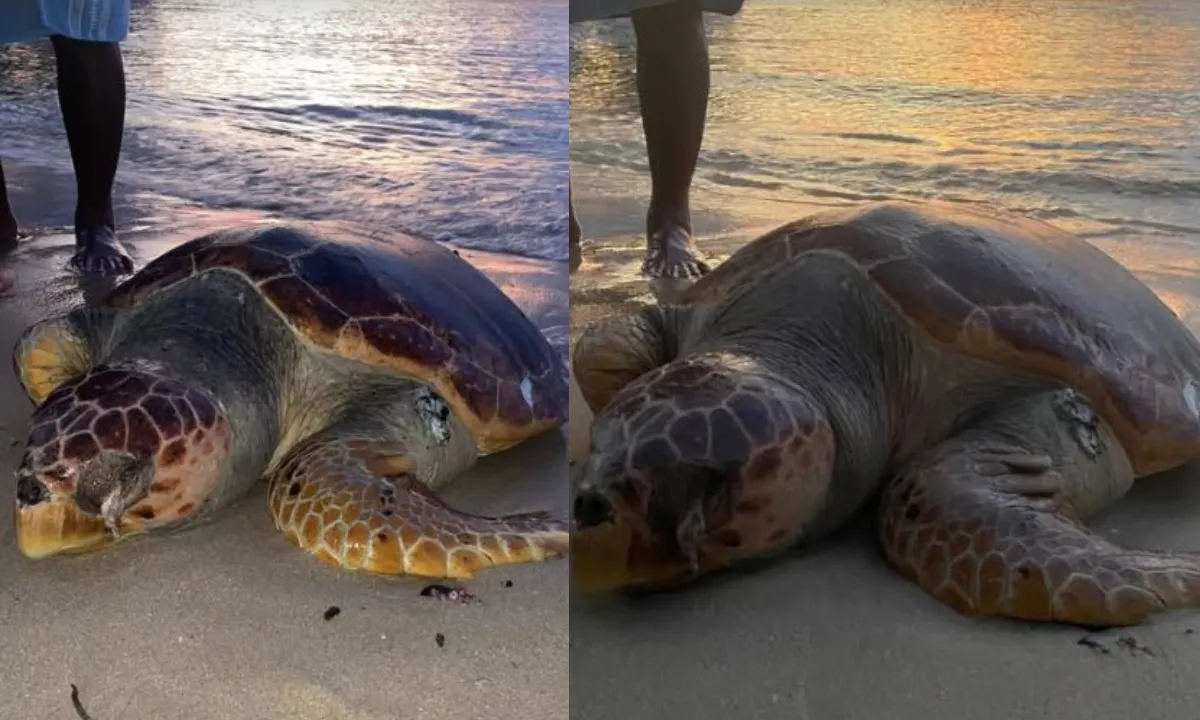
xmin=570 ymin=487 xmax=699 ymax=594
xmin=13 ymin=492 xmax=114 ymax=559
xmin=571 ymin=522 xmax=700 ymax=594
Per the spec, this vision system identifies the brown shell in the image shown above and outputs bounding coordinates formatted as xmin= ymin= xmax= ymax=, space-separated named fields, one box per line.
xmin=683 ymin=201 xmax=1200 ymax=476
xmin=104 ymin=223 xmax=567 ymax=453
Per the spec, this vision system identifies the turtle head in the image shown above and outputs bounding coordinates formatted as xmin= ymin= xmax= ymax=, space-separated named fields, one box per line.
xmin=13 ymin=362 xmax=230 ymax=559
xmin=571 ymin=355 xmax=835 ymax=594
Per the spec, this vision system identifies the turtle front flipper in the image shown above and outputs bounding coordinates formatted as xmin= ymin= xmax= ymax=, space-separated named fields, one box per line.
xmin=13 ymin=309 xmax=110 ymax=405
xmin=573 ymin=304 xmax=689 ymax=414
xmin=267 ymin=433 xmax=568 ymax=578
xmin=879 ymin=389 xmax=1200 ymax=627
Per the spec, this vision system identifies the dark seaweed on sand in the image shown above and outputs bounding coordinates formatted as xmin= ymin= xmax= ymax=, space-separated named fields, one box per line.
xmin=1077 ymin=636 xmax=1110 ymax=655
xmin=70 ymin=684 xmax=96 ymax=720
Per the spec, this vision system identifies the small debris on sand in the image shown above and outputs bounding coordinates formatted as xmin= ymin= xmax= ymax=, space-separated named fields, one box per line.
xmin=1079 ymin=633 xmax=1156 ymax=658
xmin=419 ymin=583 xmax=475 ymax=603
xmin=323 ymin=605 xmax=341 ymax=621
xmin=1117 ymin=634 xmax=1155 ymax=657
xmin=70 ymin=684 xmax=96 ymax=720
xmin=504 ymin=580 xmax=513 ymax=588
xmin=1077 ymin=636 xmax=1110 ymax=655
xmin=435 ymin=632 xmax=446 ymax=648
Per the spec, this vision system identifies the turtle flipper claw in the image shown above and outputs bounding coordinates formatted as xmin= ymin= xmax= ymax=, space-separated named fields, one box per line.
xmin=971 ymin=450 xmax=1063 ymax=498
xmin=642 ymin=227 xmax=710 ymax=280
xmin=69 ymin=227 xmax=134 ymax=277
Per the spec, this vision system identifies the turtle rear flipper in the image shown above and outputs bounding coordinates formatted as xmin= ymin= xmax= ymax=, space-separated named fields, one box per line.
xmin=12 ymin=308 xmax=109 ymax=405
xmin=268 ymin=431 xmax=568 ymax=578
xmin=879 ymin=390 xmax=1200 ymax=627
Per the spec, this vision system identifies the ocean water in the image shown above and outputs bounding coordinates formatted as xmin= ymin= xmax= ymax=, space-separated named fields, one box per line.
xmin=0 ymin=0 xmax=568 ymax=262
xmin=570 ymin=0 xmax=1200 ymax=250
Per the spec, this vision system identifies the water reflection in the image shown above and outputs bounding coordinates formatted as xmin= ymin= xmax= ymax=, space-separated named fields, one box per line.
xmin=569 ymin=23 xmax=639 ymax=119
xmin=1 ymin=0 xmax=568 ymax=260
xmin=570 ymin=0 xmax=1200 ymax=247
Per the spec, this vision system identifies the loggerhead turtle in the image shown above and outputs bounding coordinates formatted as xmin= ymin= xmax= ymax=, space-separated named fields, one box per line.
xmin=11 ymin=223 xmax=569 ymax=578
xmin=571 ymin=201 xmax=1200 ymax=627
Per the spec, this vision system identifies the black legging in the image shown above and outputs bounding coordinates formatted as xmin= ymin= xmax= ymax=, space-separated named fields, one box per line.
xmin=49 ymin=35 xmax=126 ymax=233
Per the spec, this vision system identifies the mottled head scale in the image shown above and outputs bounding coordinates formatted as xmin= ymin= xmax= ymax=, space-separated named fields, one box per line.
xmin=572 ymin=355 xmax=834 ymax=592
xmin=14 ymin=362 xmax=231 ymax=557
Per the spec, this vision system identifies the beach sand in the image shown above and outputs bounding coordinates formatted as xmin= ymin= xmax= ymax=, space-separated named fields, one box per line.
xmin=0 ymin=163 xmax=568 ymax=720
xmin=568 ymin=195 xmax=1200 ymax=720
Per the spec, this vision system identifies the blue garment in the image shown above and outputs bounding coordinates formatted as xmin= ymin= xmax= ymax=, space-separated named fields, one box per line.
xmin=0 ymin=0 xmax=130 ymax=45
xmin=571 ymin=0 xmax=744 ymax=24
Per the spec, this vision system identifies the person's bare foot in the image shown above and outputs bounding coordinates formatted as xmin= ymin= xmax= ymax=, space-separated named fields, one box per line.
xmin=69 ymin=226 xmax=134 ymax=276
xmin=641 ymin=225 xmax=709 ymax=280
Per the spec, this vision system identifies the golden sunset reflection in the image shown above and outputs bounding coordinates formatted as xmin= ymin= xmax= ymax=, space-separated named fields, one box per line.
xmin=571 ymin=0 xmax=1200 ymax=268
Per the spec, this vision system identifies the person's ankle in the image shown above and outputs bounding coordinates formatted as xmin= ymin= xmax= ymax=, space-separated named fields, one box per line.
xmin=75 ymin=220 xmax=117 ymax=236
xmin=570 ymin=217 xmax=582 ymax=247
xmin=75 ymin=203 xmax=117 ymax=234
xmin=646 ymin=200 xmax=692 ymax=239
xmin=0 ymin=207 xmax=18 ymax=244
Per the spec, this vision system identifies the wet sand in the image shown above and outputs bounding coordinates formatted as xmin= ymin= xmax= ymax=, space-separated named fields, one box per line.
xmin=569 ymin=198 xmax=1200 ymax=720
xmin=0 ymin=164 xmax=567 ymax=720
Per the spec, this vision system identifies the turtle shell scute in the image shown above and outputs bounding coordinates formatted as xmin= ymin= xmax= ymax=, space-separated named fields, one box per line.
xmin=101 ymin=223 xmax=567 ymax=449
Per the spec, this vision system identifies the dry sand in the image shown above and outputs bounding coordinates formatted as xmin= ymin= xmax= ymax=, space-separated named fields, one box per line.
xmin=0 ymin=163 xmax=568 ymax=720
xmin=568 ymin=195 xmax=1200 ymax=720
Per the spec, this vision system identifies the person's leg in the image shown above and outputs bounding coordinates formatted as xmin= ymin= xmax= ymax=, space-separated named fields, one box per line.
xmin=631 ymin=0 xmax=711 ymax=280
xmin=569 ymin=181 xmax=583 ymax=272
xmin=49 ymin=35 xmax=133 ymax=275
xmin=0 ymin=160 xmax=18 ymax=245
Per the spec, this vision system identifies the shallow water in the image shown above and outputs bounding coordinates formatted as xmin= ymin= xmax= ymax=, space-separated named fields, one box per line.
xmin=1 ymin=0 xmax=568 ymax=261
xmin=571 ymin=0 xmax=1200 ymax=249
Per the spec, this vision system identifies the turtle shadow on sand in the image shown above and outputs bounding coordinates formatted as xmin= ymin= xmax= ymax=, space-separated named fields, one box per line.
xmin=571 ymin=199 xmax=1200 ymax=629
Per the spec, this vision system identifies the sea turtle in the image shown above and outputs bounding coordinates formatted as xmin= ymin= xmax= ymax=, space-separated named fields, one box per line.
xmin=571 ymin=201 xmax=1200 ymax=627
xmin=11 ymin=223 xmax=569 ymax=579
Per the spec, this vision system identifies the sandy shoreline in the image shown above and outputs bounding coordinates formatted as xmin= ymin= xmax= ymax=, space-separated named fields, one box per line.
xmin=568 ymin=201 xmax=1200 ymax=720
xmin=0 ymin=163 xmax=568 ymax=720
